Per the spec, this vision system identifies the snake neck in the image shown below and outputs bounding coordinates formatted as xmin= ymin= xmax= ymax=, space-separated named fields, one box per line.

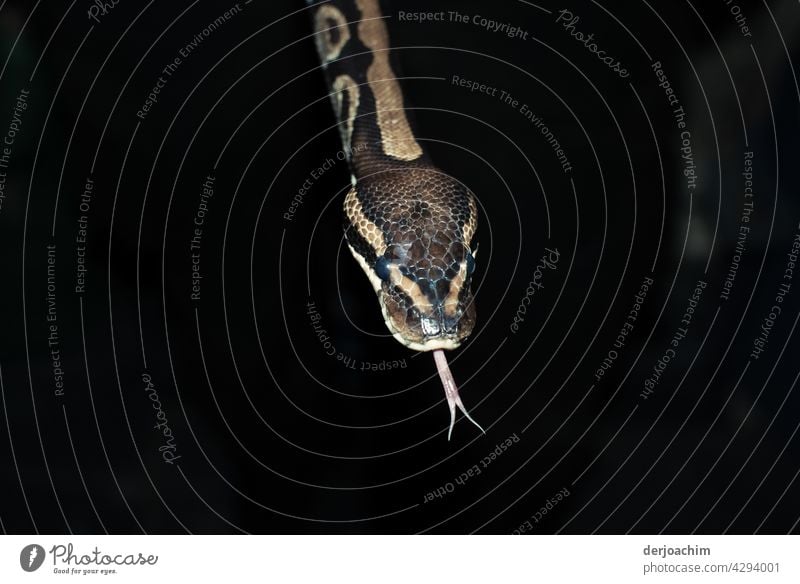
xmin=308 ymin=0 xmax=433 ymax=180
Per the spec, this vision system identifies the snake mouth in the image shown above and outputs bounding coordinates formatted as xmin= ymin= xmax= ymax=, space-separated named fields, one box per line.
xmin=400 ymin=336 xmax=462 ymax=352
xmin=384 ymin=310 xmax=463 ymax=352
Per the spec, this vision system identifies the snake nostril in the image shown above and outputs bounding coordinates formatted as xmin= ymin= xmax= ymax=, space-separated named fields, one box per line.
xmin=418 ymin=305 xmax=459 ymax=338
xmin=420 ymin=316 xmax=441 ymax=336
xmin=441 ymin=317 xmax=459 ymax=335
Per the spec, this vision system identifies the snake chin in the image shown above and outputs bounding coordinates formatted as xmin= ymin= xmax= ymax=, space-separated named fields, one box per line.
xmin=400 ymin=336 xmax=462 ymax=352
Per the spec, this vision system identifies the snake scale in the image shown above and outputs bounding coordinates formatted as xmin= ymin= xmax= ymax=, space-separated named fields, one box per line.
xmin=307 ymin=0 xmax=483 ymax=439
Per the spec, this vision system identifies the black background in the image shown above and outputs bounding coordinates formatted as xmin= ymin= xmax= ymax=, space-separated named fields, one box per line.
xmin=0 ymin=0 xmax=799 ymax=534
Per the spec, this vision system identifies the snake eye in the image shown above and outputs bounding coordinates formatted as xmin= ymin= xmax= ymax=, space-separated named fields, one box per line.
xmin=466 ymin=252 xmax=476 ymax=276
xmin=375 ymin=257 xmax=391 ymax=281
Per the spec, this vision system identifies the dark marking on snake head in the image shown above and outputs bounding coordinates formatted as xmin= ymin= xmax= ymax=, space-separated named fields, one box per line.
xmin=326 ymin=18 xmax=341 ymax=44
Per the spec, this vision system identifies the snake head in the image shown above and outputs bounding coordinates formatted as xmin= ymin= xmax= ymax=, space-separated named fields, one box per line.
xmin=344 ymin=171 xmax=478 ymax=352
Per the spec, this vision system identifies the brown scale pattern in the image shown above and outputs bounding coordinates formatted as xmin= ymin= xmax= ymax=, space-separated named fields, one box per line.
xmin=346 ymin=167 xmax=478 ymax=347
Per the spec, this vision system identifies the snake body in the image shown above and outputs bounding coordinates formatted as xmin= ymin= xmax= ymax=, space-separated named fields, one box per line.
xmin=308 ymin=0 xmax=483 ymax=437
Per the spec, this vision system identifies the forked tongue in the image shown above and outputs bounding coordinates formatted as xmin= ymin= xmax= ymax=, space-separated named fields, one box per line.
xmin=432 ymin=349 xmax=485 ymax=441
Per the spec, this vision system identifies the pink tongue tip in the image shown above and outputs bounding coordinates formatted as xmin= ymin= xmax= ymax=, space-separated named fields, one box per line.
xmin=432 ymin=349 xmax=485 ymax=441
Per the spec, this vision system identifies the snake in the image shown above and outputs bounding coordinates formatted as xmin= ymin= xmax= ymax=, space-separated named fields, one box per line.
xmin=307 ymin=0 xmax=483 ymax=439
